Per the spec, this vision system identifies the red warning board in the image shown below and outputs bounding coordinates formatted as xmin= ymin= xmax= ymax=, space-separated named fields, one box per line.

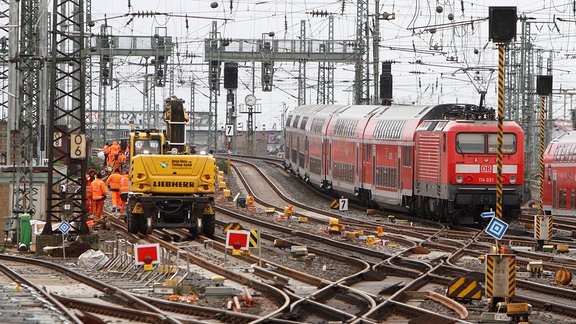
xmin=134 ymin=243 xmax=160 ymax=265
xmin=225 ymin=230 xmax=250 ymax=251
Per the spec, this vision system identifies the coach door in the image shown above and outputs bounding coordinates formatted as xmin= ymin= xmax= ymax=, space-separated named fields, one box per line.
xmin=356 ymin=143 xmax=360 ymax=188
xmin=397 ymin=146 xmax=402 ymax=199
xmin=326 ymin=139 xmax=332 ymax=181
xmin=305 ymin=136 xmax=309 ymax=170
xmin=321 ymin=135 xmax=326 ymax=178
xmin=362 ymin=144 xmax=373 ymax=190
xmin=552 ymin=171 xmax=557 ymax=212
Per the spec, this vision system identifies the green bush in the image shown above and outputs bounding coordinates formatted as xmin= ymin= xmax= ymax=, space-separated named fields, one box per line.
xmin=215 ymin=158 xmax=229 ymax=174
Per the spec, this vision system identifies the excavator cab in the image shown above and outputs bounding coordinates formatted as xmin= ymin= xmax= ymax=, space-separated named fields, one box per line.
xmin=163 ymin=96 xmax=189 ymax=154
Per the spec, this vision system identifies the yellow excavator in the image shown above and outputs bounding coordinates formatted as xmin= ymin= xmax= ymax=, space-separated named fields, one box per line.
xmin=125 ymin=96 xmax=216 ymax=237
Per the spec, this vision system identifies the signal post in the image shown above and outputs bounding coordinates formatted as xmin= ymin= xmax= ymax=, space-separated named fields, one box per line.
xmin=535 ymin=75 xmax=553 ymax=251
xmin=486 ymin=6 xmax=522 ymax=317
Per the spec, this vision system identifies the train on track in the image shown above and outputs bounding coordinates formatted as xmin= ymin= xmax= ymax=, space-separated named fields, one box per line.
xmin=284 ymin=103 xmax=525 ymax=224
xmin=543 ymin=130 xmax=576 ymax=216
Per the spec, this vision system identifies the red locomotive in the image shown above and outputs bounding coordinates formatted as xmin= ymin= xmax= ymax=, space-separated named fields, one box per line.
xmin=284 ymin=104 xmax=525 ymax=224
xmin=543 ymin=130 xmax=576 ymax=216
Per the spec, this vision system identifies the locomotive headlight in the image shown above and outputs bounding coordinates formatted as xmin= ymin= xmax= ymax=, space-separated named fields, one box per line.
xmin=465 ymin=175 xmax=473 ymax=183
xmin=509 ymin=176 xmax=517 ymax=184
xmin=456 ymin=175 xmax=464 ymax=183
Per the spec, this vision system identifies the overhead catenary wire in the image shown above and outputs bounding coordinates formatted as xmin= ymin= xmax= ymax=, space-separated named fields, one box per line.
xmin=81 ymin=0 xmax=576 ymax=124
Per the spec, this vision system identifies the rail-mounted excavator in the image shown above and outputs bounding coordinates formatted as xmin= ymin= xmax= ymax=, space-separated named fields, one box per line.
xmin=125 ymin=96 xmax=216 ymax=237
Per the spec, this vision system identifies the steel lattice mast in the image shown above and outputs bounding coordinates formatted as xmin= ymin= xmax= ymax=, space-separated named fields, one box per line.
xmin=353 ymin=0 xmax=369 ymax=104
xmin=43 ymin=0 xmax=88 ymax=234
xmin=9 ymin=0 xmax=47 ymax=222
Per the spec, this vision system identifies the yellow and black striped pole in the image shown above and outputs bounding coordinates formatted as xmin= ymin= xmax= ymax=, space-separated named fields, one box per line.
xmin=495 ymin=44 xmax=505 ymax=230
xmin=489 ymin=6 xmax=517 ymax=311
xmin=538 ymin=96 xmax=546 ymax=215
xmin=535 ymin=74 xmax=553 ymax=250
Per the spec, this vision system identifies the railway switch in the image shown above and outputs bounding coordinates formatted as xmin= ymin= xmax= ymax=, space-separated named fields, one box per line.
xmin=527 ymin=261 xmax=543 ymax=278
xmin=496 ymin=302 xmax=532 ymax=322
xmin=291 ymin=245 xmax=308 ymax=257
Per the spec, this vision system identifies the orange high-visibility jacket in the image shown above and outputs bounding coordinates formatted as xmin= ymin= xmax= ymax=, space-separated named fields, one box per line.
xmin=120 ymin=174 xmax=130 ymax=193
xmin=106 ymin=172 xmax=123 ymax=191
xmin=91 ymin=178 xmax=107 ymax=200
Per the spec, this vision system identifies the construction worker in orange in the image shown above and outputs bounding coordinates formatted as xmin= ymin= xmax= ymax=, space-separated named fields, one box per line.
xmin=106 ymin=168 xmax=123 ymax=213
xmin=114 ymin=149 xmax=127 ymax=172
xmin=107 ymin=140 xmax=121 ymax=167
xmin=91 ymin=172 xmax=107 ymax=221
xmin=85 ymin=169 xmax=96 ymax=215
xmin=102 ymin=143 xmax=110 ymax=167
xmin=119 ymin=171 xmax=130 ymax=215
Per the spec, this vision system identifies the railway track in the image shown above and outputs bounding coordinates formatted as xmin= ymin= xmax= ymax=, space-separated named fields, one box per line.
xmin=220 ymin=155 xmax=576 ymax=322
xmin=4 ymin=154 xmax=576 ymax=323
xmin=221 ymin=157 xmax=481 ymax=321
xmin=0 ymin=253 xmax=187 ymax=324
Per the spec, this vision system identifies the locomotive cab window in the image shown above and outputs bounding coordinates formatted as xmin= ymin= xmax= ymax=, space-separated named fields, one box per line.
xmin=456 ymin=133 xmax=517 ymax=154
xmin=487 ymin=134 xmax=516 ymax=154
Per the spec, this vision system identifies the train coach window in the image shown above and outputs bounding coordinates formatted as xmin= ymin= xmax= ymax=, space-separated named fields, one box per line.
xmin=300 ymin=116 xmax=309 ymax=130
xmin=311 ymin=118 xmax=325 ymax=133
xmin=434 ymin=121 xmax=448 ymax=131
xmin=292 ymin=116 xmax=300 ymax=128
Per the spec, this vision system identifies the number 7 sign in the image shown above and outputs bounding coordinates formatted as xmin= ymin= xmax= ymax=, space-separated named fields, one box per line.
xmin=339 ymin=198 xmax=348 ymax=211
xmin=225 ymin=124 xmax=234 ymax=137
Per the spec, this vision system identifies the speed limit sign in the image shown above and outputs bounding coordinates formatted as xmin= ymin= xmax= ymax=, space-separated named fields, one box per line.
xmin=70 ymin=134 xmax=86 ymax=159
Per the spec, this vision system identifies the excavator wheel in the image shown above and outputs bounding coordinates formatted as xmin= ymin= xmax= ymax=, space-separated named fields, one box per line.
xmin=202 ymin=214 xmax=215 ymax=238
xmin=126 ymin=211 xmax=139 ymax=234
xmin=137 ymin=214 xmax=148 ymax=234
xmin=188 ymin=224 xmax=199 ymax=238
xmin=142 ymin=217 xmax=153 ymax=235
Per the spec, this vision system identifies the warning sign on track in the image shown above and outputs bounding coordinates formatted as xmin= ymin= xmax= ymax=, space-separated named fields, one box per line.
xmin=225 ymin=230 xmax=250 ymax=251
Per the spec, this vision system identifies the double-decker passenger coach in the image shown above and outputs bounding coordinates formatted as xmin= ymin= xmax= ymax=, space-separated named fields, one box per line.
xmin=543 ymin=131 xmax=576 ymax=216
xmin=284 ymin=103 xmax=525 ymax=224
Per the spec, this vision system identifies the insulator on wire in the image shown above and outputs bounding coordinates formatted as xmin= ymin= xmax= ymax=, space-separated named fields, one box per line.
xmin=310 ymin=10 xmax=329 ymax=17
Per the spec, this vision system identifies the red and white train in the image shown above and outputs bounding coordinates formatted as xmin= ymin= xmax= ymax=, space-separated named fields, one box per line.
xmin=284 ymin=104 xmax=525 ymax=224
xmin=543 ymin=130 xmax=576 ymax=216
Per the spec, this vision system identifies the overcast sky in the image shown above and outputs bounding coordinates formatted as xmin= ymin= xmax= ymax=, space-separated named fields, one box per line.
xmin=90 ymin=0 xmax=576 ymax=130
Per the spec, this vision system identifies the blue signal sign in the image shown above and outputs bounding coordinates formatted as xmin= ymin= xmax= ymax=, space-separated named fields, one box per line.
xmin=58 ymin=221 xmax=71 ymax=234
xmin=485 ymin=217 xmax=508 ymax=240
xmin=481 ymin=211 xmax=496 ymax=218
